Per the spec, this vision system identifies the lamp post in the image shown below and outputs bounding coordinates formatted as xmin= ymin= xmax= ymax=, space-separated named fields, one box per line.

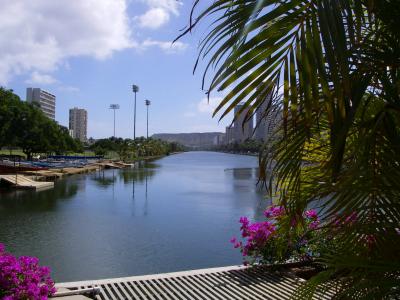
xmin=109 ymin=104 xmax=120 ymax=137
xmin=132 ymin=85 xmax=139 ymax=140
xmin=145 ymin=99 xmax=151 ymax=139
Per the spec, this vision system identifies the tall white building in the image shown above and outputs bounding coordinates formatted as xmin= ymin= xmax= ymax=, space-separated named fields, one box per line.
xmin=26 ymin=88 xmax=56 ymax=120
xmin=233 ymin=104 xmax=253 ymax=142
xmin=69 ymin=107 xmax=88 ymax=142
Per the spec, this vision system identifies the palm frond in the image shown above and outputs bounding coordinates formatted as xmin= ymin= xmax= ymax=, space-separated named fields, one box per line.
xmin=179 ymin=0 xmax=400 ymax=298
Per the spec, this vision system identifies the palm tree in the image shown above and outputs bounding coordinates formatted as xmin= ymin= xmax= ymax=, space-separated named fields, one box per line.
xmin=179 ymin=1 xmax=400 ymax=298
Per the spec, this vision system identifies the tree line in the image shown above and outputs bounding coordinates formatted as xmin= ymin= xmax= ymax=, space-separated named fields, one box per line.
xmin=212 ymin=139 xmax=263 ymax=154
xmin=0 ymin=88 xmax=82 ymax=159
xmin=89 ymin=137 xmax=184 ymax=161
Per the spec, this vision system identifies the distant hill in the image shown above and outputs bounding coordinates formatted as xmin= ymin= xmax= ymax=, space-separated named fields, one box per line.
xmin=152 ymin=132 xmax=224 ymax=147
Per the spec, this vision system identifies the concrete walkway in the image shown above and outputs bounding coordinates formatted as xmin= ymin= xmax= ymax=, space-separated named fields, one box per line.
xmin=55 ymin=265 xmax=332 ymax=300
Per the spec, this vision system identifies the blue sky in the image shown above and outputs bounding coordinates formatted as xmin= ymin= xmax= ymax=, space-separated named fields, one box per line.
xmin=1 ymin=0 xmax=232 ymax=138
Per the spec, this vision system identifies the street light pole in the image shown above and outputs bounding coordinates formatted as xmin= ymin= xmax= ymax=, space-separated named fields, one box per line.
xmin=145 ymin=99 xmax=151 ymax=139
xmin=132 ymin=85 xmax=139 ymax=140
xmin=109 ymin=104 xmax=120 ymax=137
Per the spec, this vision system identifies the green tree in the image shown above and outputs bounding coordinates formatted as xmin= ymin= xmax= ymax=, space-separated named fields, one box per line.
xmin=181 ymin=1 xmax=400 ymax=298
xmin=0 ymin=88 xmax=25 ymax=149
xmin=0 ymin=88 xmax=80 ymax=158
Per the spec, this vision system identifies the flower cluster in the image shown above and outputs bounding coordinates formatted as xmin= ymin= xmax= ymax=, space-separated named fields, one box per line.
xmin=0 ymin=243 xmax=56 ymax=300
xmin=264 ymin=206 xmax=285 ymax=218
xmin=231 ymin=205 xmax=325 ymax=264
xmin=304 ymin=209 xmax=320 ymax=229
xmin=232 ymin=217 xmax=277 ymax=257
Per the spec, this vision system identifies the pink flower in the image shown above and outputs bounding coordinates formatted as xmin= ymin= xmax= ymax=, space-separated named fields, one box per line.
xmin=305 ymin=209 xmax=318 ymax=220
xmin=264 ymin=205 xmax=285 ymax=218
xmin=239 ymin=217 xmax=249 ymax=229
xmin=0 ymin=244 xmax=56 ymax=299
xmin=234 ymin=242 xmax=242 ymax=249
xmin=309 ymin=220 xmax=319 ymax=230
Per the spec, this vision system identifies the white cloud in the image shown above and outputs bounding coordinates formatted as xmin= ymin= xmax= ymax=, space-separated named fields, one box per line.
xmin=142 ymin=0 xmax=181 ymax=15
xmin=137 ymin=0 xmax=181 ymax=29
xmin=139 ymin=39 xmax=188 ymax=54
xmin=25 ymin=71 xmax=58 ymax=85
xmin=0 ymin=0 xmax=134 ymax=84
xmin=197 ymin=96 xmax=224 ymax=114
xmin=138 ymin=8 xmax=170 ymax=29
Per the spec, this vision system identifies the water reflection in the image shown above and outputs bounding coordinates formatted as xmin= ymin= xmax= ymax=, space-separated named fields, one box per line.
xmin=119 ymin=165 xmax=156 ymax=184
xmin=0 ymin=180 xmax=79 ymax=212
xmin=91 ymin=169 xmax=117 ymax=188
xmin=231 ymin=167 xmax=255 ymax=180
xmin=0 ymin=152 xmax=270 ymax=282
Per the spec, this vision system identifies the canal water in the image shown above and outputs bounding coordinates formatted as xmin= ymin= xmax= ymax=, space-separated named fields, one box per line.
xmin=0 ymin=151 xmax=269 ymax=282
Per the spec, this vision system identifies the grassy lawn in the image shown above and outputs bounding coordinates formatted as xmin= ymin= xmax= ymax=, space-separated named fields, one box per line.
xmin=0 ymin=149 xmax=26 ymax=157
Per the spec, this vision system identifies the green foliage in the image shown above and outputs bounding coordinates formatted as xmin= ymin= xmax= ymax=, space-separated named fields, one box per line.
xmin=181 ymin=0 xmax=400 ymax=298
xmin=0 ymin=87 xmax=80 ymax=159
xmin=215 ymin=139 xmax=263 ymax=153
xmin=89 ymin=137 xmax=184 ymax=161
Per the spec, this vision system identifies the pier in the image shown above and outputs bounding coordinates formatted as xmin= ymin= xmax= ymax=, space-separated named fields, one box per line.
xmin=0 ymin=174 xmax=54 ymax=190
xmin=0 ymin=161 xmax=134 ymax=188
xmin=55 ymin=265 xmax=333 ymax=300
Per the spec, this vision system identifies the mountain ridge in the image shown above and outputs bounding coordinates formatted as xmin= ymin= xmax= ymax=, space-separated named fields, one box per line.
xmin=152 ymin=132 xmax=224 ymax=147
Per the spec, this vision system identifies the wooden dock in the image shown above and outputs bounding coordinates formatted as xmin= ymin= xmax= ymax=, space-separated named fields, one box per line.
xmin=0 ymin=174 xmax=54 ymax=190
xmin=1 ymin=161 xmax=133 ymax=186
xmin=55 ymin=265 xmax=333 ymax=300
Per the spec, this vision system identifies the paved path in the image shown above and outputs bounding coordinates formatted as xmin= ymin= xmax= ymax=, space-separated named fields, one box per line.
xmin=55 ymin=265 xmax=332 ymax=300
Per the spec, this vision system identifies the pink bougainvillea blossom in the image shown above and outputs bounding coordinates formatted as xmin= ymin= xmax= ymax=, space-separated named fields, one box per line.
xmin=0 ymin=243 xmax=56 ymax=300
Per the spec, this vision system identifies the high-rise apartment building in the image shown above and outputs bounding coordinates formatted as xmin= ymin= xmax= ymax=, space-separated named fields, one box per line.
xmin=225 ymin=126 xmax=235 ymax=144
xmin=233 ymin=104 xmax=253 ymax=142
xmin=255 ymin=92 xmax=282 ymax=142
xmin=26 ymin=88 xmax=56 ymax=120
xmin=224 ymin=105 xmax=254 ymax=144
xmin=255 ymin=92 xmax=273 ymax=141
xmin=69 ymin=107 xmax=88 ymax=142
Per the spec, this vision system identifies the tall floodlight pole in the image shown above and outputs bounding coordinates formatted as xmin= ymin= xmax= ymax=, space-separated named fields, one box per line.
xmin=109 ymin=104 xmax=120 ymax=137
xmin=145 ymin=99 xmax=151 ymax=139
xmin=132 ymin=85 xmax=139 ymax=140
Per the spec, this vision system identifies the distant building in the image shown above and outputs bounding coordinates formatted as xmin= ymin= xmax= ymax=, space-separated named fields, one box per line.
xmin=87 ymin=137 xmax=96 ymax=145
xmin=225 ymin=126 xmax=235 ymax=144
xmin=255 ymin=91 xmax=273 ymax=141
xmin=233 ymin=104 xmax=253 ymax=142
xmin=69 ymin=107 xmax=88 ymax=142
xmin=26 ymin=88 xmax=56 ymax=120
xmin=213 ymin=133 xmax=225 ymax=145
xmin=255 ymin=94 xmax=282 ymax=143
xmin=151 ymin=132 xmax=223 ymax=148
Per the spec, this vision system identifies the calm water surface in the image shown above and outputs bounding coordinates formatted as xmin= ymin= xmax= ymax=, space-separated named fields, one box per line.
xmin=0 ymin=151 xmax=269 ymax=282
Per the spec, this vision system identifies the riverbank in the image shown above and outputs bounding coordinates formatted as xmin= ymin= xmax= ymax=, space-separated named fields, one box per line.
xmin=0 ymin=153 xmax=182 ymax=187
xmin=210 ymin=149 xmax=259 ymax=157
